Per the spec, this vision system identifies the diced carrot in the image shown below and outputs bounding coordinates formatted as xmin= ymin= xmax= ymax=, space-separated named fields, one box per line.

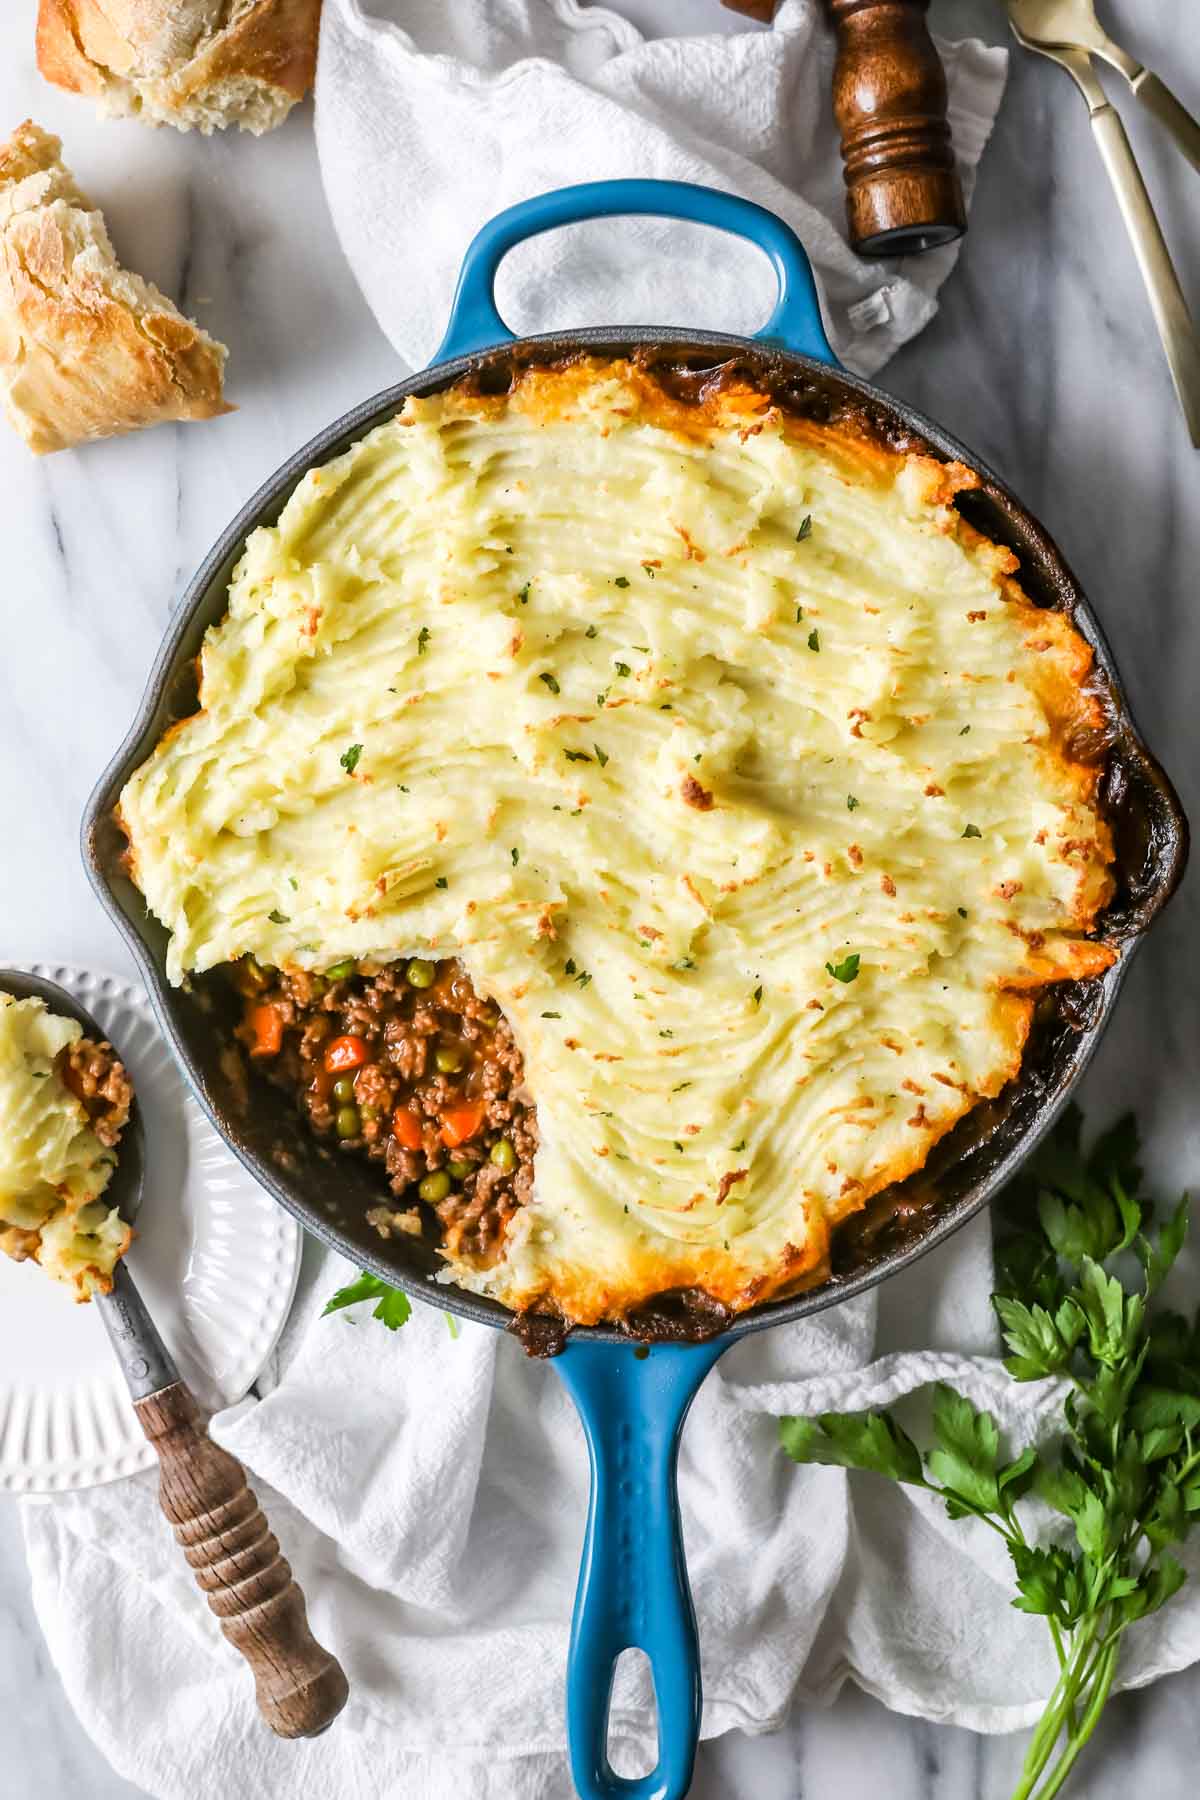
xmin=441 ymin=1102 xmax=485 ymax=1147
xmin=248 ymin=1003 xmax=284 ymax=1058
xmin=392 ymin=1107 xmax=424 ymax=1151
xmin=324 ymin=1034 xmax=370 ymax=1074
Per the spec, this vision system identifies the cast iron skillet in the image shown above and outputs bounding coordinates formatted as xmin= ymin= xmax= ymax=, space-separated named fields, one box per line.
xmin=82 ymin=182 xmax=1186 ymax=1800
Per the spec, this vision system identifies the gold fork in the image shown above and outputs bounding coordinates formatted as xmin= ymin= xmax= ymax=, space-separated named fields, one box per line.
xmin=1008 ymin=13 xmax=1200 ymax=446
xmin=1008 ymin=0 xmax=1200 ymax=173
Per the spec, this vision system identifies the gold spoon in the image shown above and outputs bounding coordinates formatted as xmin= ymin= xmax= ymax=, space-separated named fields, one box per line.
xmin=1009 ymin=19 xmax=1200 ymax=447
xmin=1008 ymin=0 xmax=1200 ymax=174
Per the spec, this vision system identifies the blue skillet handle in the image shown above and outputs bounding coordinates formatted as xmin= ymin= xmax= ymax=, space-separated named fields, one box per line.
xmin=552 ymin=1337 xmax=728 ymax=1800
xmin=432 ymin=178 xmax=838 ymax=367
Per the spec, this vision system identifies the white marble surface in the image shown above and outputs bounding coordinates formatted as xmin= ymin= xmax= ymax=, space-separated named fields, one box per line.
xmin=1 ymin=0 xmax=1199 ymax=1795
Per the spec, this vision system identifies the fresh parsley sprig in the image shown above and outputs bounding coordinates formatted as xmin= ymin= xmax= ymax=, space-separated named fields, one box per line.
xmin=779 ymin=1105 xmax=1196 ymax=1800
xmin=323 ymin=1270 xmax=412 ymax=1330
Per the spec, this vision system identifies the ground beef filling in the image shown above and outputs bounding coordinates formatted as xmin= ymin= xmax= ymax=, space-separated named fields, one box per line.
xmin=235 ymin=957 xmax=537 ymax=1266
xmin=58 ymin=1038 xmax=133 ymax=1147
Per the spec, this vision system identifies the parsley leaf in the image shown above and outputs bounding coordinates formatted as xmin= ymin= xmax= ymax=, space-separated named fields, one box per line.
xmin=795 ymin=514 xmax=813 ymax=543
xmin=846 ymin=795 xmax=859 ymax=812
xmin=267 ymin=909 xmax=289 ymax=925
xmin=339 ymin=743 xmax=363 ymax=775
xmin=962 ymin=823 xmax=983 ymax=839
xmin=807 ymin=629 xmax=820 ymax=653
xmin=539 ymin=671 xmax=560 ymax=695
xmin=594 ymin=744 xmax=609 ymax=768
xmin=825 ymin=952 xmax=860 ymax=983
xmin=585 ymin=624 xmax=598 ymax=639
xmin=614 ymin=660 xmax=631 ymax=678
xmin=435 ymin=876 xmax=448 ymax=889
xmin=417 ymin=625 xmax=431 ymax=655
xmin=613 ymin=575 xmax=630 ymax=588
xmin=778 ymin=1106 xmax=1200 ymax=1800
xmin=323 ymin=1271 xmax=412 ymax=1331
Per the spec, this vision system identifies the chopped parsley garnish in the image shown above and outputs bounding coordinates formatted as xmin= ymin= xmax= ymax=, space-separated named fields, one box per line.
xmin=846 ymin=795 xmax=859 ymax=812
xmin=517 ymin=583 xmax=531 ymax=605
xmin=398 ymin=784 xmax=410 ymax=793
xmin=674 ymin=1141 xmax=684 ymax=1153
xmin=267 ymin=910 xmax=289 ymax=924
xmin=288 ymin=876 xmax=298 ymax=889
xmin=672 ymin=1081 xmax=692 ymax=1093
xmin=576 ymin=970 xmax=592 ymax=989
xmin=633 ymin=645 xmax=649 ymax=653
xmin=565 ymin=958 xmax=577 ymax=975
xmin=541 ymin=1011 xmax=561 ymax=1019
xmin=795 ymin=605 xmax=804 ymax=623
xmin=674 ymin=957 xmax=695 ymax=971
xmin=960 ymin=724 xmax=971 ymax=735
xmin=962 ymin=823 xmax=983 ymax=839
xmin=593 ymin=744 xmax=609 ymax=767
xmin=510 ymin=846 xmax=520 ymax=866
xmin=826 ymin=952 xmax=861 ymax=983
xmin=642 ymin=562 xmax=656 ymax=578
xmin=614 ymin=660 xmax=631 ymax=678
xmin=659 ymin=1029 xmax=674 ymax=1039
xmin=585 ymin=624 xmax=598 ymax=639
xmin=807 ymin=629 xmax=821 ymax=653
xmin=339 ymin=743 xmax=363 ymax=774
xmin=539 ymin=671 xmax=560 ymax=695
xmin=753 ymin=985 xmax=763 ymax=1005
xmin=614 ymin=576 xmax=631 ymax=588
xmin=732 ymin=1139 xmax=747 ymax=1153
xmin=957 ymin=906 xmax=968 ymax=917
xmin=796 ymin=515 xmax=813 ymax=543
xmin=564 ymin=749 xmax=592 ymax=763
xmin=435 ymin=877 xmax=449 ymax=889
xmin=417 ymin=626 xmax=431 ymax=655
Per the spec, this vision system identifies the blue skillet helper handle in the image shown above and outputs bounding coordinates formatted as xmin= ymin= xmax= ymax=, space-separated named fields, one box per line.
xmin=432 ymin=178 xmax=838 ymax=367
xmin=552 ymin=1337 xmax=729 ymax=1800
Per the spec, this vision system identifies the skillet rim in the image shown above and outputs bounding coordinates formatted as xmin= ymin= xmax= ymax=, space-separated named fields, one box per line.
xmin=79 ymin=327 xmax=1189 ymax=1347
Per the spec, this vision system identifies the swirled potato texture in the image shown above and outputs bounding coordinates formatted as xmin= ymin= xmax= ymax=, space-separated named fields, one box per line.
xmin=119 ymin=361 xmax=1115 ymax=1322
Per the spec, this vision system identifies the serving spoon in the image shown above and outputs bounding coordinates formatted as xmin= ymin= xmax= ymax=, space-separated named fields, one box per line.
xmin=0 ymin=968 xmax=349 ymax=1739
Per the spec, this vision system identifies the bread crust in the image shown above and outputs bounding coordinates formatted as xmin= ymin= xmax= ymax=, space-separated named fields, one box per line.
xmin=0 ymin=120 xmax=231 ymax=454
xmin=36 ymin=0 xmax=321 ymax=135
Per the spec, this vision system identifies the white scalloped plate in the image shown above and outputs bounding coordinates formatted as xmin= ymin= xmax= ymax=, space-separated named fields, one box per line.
xmin=0 ymin=964 xmax=301 ymax=1493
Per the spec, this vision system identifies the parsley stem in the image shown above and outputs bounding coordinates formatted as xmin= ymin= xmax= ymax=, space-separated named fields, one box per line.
xmin=1031 ymin=1637 xmax=1120 ymax=1800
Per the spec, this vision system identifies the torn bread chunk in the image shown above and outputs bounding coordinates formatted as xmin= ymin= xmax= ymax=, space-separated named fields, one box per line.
xmin=36 ymin=0 xmax=322 ymax=135
xmin=0 ymin=120 xmax=231 ymax=453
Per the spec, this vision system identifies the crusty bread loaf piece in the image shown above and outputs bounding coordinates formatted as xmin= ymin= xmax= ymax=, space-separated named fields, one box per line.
xmin=0 ymin=121 xmax=231 ymax=453
xmin=36 ymin=0 xmax=321 ymax=135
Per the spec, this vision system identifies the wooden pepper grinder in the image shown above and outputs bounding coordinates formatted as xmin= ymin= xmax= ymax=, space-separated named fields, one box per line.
xmin=722 ymin=0 xmax=967 ymax=257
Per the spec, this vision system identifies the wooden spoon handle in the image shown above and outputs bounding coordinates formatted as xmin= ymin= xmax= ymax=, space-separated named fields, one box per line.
xmin=133 ymin=1381 xmax=350 ymax=1739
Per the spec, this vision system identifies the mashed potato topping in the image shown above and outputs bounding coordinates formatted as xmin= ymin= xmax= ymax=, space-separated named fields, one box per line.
xmin=119 ymin=360 xmax=1116 ymax=1322
xmin=0 ymin=993 xmax=131 ymax=1297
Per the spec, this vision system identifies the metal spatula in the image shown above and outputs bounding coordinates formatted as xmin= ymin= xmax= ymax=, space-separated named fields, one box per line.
xmin=0 ymin=967 xmax=349 ymax=1739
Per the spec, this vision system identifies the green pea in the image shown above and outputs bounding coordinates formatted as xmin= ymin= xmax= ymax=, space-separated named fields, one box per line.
xmin=335 ymin=1105 xmax=361 ymax=1139
xmin=406 ymin=958 xmax=436 ymax=989
xmin=419 ymin=1169 xmax=452 ymax=1203
xmin=435 ymin=1044 xmax=465 ymax=1073
xmin=447 ymin=1158 xmax=473 ymax=1181
xmin=332 ymin=1076 xmax=356 ymax=1104
xmin=325 ymin=958 xmax=356 ymax=981
xmin=490 ymin=1138 xmax=516 ymax=1172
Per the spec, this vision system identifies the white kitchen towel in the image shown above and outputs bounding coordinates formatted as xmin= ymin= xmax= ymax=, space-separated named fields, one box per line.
xmin=314 ymin=0 xmax=1009 ymax=379
xmin=21 ymin=1218 xmax=1200 ymax=1800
